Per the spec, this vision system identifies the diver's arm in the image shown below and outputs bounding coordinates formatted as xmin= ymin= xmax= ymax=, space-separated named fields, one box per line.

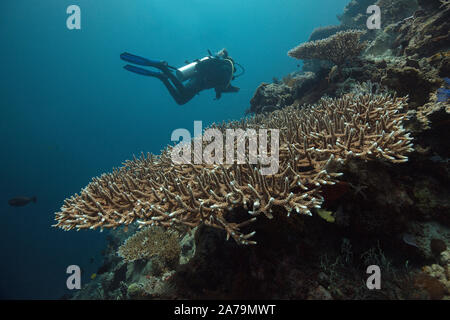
xmin=221 ymin=85 xmax=240 ymax=93
xmin=214 ymin=85 xmax=239 ymax=100
xmin=214 ymin=88 xmax=223 ymax=100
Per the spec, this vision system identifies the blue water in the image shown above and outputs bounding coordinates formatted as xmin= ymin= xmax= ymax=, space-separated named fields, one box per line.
xmin=0 ymin=0 xmax=348 ymax=299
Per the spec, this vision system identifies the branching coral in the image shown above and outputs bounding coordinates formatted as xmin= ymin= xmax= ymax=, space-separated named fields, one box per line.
xmin=288 ymin=30 xmax=367 ymax=66
xmin=54 ymin=92 xmax=413 ymax=245
xmin=117 ymin=226 xmax=180 ymax=267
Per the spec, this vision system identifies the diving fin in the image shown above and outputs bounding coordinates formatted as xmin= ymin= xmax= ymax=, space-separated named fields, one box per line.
xmin=120 ymin=52 xmax=167 ymax=67
xmin=123 ymin=65 xmax=165 ymax=78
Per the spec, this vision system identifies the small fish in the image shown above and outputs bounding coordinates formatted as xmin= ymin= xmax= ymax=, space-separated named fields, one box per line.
xmin=89 ymin=257 xmax=95 ymax=264
xmin=326 ymin=65 xmax=339 ymax=83
xmin=402 ymin=233 xmax=419 ymax=248
xmin=316 ymin=209 xmax=335 ymax=223
xmin=90 ymin=273 xmax=97 ymax=280
xmin=8 ymin=196 xmax=37 ymax=207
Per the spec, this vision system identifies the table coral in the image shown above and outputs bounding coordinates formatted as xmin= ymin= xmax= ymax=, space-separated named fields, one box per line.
xmin=54 ymin=93 xmax=413 ymax=245
xmin=288 ymin=30 xmax=367 ymax=66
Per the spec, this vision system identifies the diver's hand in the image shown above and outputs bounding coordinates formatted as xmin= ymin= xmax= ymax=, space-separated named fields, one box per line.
xmin=222 ymin=85 xmax=240 ymax=93
xmin=215 ymin=89 xmax=222 ymax=100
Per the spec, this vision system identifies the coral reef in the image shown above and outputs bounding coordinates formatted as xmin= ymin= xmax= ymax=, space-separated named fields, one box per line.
xmin=417 ymin=0 xmax=445 ymax=12
xmin=288 ymin=30 xmax=367 ymax=66
xmin=338 ymin=0 xmax=418 ymax=30
xmin=392 ymin=3 xmax=450 ymax=57
xmin=54 ymin=93 xmax=413 ymax=245
xmin=247 ymin=72 xmax=317 ymax=114
xmin=65 ymin=0 xmax=450 ymax=300
xmin=301 ymin=0 xmax=420 ymax=75
xmin=71 ymin=226 xmax=194 ymax=300
xmin=338 ymin=0 xmax=375 ymax=29
xmin=364 ymin=24 xmax=397 ymax=56
xmin=415 ymin=100 xmax=450 ymax=130
xmin=247 ymin=82 xmax=294 ymax=114
xmin=375 ymin=0 xmax=418 ymax=26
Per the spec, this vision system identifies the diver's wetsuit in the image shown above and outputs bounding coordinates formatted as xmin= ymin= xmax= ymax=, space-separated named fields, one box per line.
xmin=120 ymin=52 xmax=239 ymax=105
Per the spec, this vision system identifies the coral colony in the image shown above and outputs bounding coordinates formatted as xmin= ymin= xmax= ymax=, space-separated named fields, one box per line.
xmin=287 ymin=30 xmax=367 ymax=66
xmin=53 ymin=92 xmax=413 ymax=245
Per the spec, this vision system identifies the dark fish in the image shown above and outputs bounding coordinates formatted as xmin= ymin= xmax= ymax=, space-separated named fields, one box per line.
xmin=8 ymin=196 xmax=37 ymax=207
xmin=402 ymin=233 xmax=419 ymax=248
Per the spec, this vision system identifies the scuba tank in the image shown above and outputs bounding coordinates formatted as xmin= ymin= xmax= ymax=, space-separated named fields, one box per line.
xmin=176 ymin=56 xmax=211 ymax=81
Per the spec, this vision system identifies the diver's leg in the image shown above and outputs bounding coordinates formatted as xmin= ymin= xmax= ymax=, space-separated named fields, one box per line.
xmin=120 ymin=52 xmax=184 ymax=91
xmin=155 ymin=66 xmax=200 ymax=104
xmin=157 ymin=66 xmax=188 ymax=93
xmin=123 ymin=62 xmax=194 ymax=105
xmin=124 ymin=65 xmax=184 ymax=104
xmin=159 ymin=77 xmax=192 ymax=105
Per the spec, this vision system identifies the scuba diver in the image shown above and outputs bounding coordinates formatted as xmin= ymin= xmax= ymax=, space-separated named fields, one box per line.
xmin=120 ymin=48 xmax=244 ymax=105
